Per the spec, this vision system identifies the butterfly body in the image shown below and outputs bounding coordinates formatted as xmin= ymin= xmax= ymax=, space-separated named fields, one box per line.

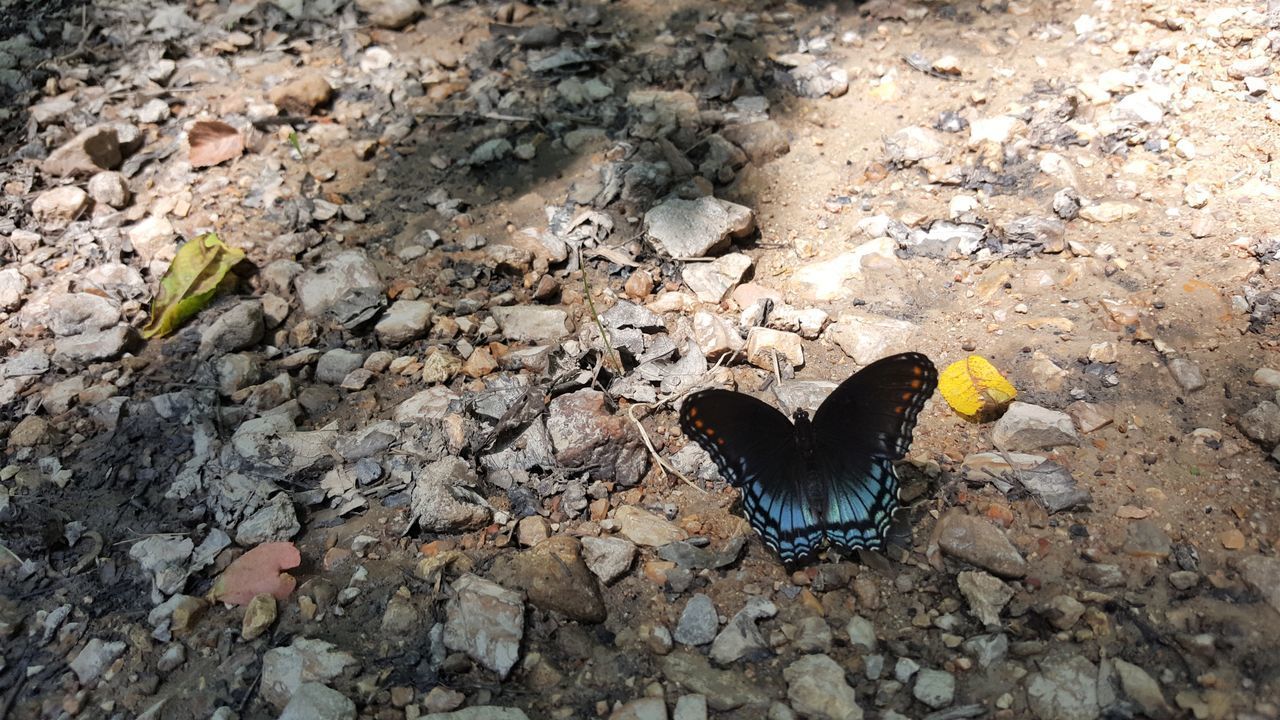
xmin=680 ymin=353 xmax=938 ymax=566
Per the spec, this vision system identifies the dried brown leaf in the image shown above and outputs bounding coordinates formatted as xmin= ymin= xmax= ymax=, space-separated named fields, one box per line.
xmin=189 ymin=120 xmax=245 ymax=167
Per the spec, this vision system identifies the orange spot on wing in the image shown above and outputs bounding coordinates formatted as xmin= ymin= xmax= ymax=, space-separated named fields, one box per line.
xmin=694 ymin=419 xmax=704 ymax=429
xmin=704 ymin=427 xmax=716 ymax=436
xmin=716 ymin=437 xmax=726 ymax=445
xmin=689 ymin=407 xmax=698 ymax=418
xmin=901 ymin=392 xmax=913 ymax=401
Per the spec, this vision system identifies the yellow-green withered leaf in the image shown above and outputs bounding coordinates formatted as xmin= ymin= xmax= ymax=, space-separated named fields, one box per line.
xmin=141 ymin=232 xmax=245 ymax=339
xmin=938 ymin=355 xmax=1017 ymax=422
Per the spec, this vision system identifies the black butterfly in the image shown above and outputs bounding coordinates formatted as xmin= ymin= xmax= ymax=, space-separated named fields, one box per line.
xmin=680 ymin=352 xmax=937 ymax=566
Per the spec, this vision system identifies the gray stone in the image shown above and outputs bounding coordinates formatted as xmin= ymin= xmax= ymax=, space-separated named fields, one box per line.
xmin=374 ymin=300 xmax=432 ymax=346
xmin=87 ymin=171 xmax=131 ymax=208
xmin=200 ymin=301 xmax=264 ymax=357
xmin=278 ymin=683 xmax=355 ymax=720
xmin=660 ymin=652 xmax=771 ymax=711
xmin=1026 ymin=655 xmax=1099 ymax=720
xmin=411 ymin=457 xmax=490 ymax=532
xmin=992 ymin=402 xmax=1080 ymax=451
xmin=913 ymin=669 xmax=955 ymax=709
xmin=262 ymin=638 xmax=358 ymax=708
xmin=83 ymin=263 xmax=147 ymax=302
xmin=884 ymin=125 xmax=947 ymax=165
xmin=70 ymin=638 xmax=127 ymax=686
xmin=675 ymin=594 xmax=719 ymax=646
xmin=32 ymin=185 xmax=90 ymax=229
xmin=828 ymin=312 xmax=919 ymax=366
xmin=156 ymin=643 xmax=185 ymax=672
xmin=682 ymin=253 xmax=753 ymax=303
xmin=709 ymin=596 xmax=776 ymax=664
xmin=1239 ymin=555 xmax=1280 ymax=616
xmin=491 ymin=305 xmax=573 ymax=343
xmin=721 ymin=120 xmax=790 ymax=163
xmin=937 ymin=511 xmax=1027 ymax=578
xmin=129 ymin=535 xmax=194 ymax=602
xmin=673 ymin=695 xmax=707 ymax=720
xmin=1253 ymin=368 xmax=1280 ymax=388
xmin=0 ymin=268 xmax=29 ymax=311
xmin=1166 ymin=357 xmax=1205 ymax=392
xmin=2 ymin=347 xmax=48 ymax=378
xmin=316 ymin=349 xmax=365 ymax=385
xmin=609 ymin=697 xmax=667 ymax=720
xmin=783 ymin=654 xmax=863 ymax=720
xmin=1122 ymin=520 xmax=1171 ymax=559
xmin=420 ymin=710 xmax=529 ymax=720
xmin=1240 ymin=401 xmax=1280 ymax=447
xmin=443 ymin=574 xmax=524 ymax=679
xmin=1078 ymin=563 xmax=1125 ymax=588
xmin=1043 ymin=595 xmax=1085 ymax=630
xmin=793 ymin=616 xmax=833 ymax=654
xmin=1112 ymin=659 xmax=1170 ymax=718
xmin=956 ymin=570 xmax=1013 ymax=626
xmin=644 ymin=196 xmax=755 ymax=258
xmin=894 ymin=657 xmax=920 ymax=683
xmin=128 ymin=216 xmax=176 ymax=264
xmin=489 ymin=536 xmax=606 ymax=623
xmin=294 ymin=251 xmax=383 ymax=318
xmin=845 ymin=615 xmax=876 ymax=651
xmin=580 ymin=535 xmax=636 ymax=585
xmin=45 ymin=293 xmax=120 ymax=336
xmin=354 ymin=0 xmax=421 ymax=29
xmin=235 ymin=493 xmax=300 ymax=545
xmin=962 ymin=633 xmax=1008 ymax=669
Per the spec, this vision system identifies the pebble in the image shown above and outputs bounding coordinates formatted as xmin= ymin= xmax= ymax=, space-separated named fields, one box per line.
xmin=992 ymin=402 xmax=1081 ymax=451
xmin=32 ymin=185 xmax=90 ymax=229
xmin=1166 ymin=357 xmax=1206 ymax=392
xmin=912 ymin=668 xmax=955 ymax=709
xmin=242 ymin=593 xmax=277 ymax=640
xmin=783 ymin=654 xmax=863 ymax=720
xmin=1113 ymin=659 xmax=1171 ymax=717
xmin=278 ymin=683 xmax=356 ymax=720
xmin=793 ymin=616 xmax=832 ymax=654
xmin=491 ymin=305 xmax=573 ymax=343
xmin=683 ymin=253 xmax=753 ymax=303
xmin=374 ymin=300 xmax=432 ymax=346
xmin=442 ymin=574 xmax=524 ymax=679
xmin=674 ymin=594 xmax=718 ymax=646
xmin=156 ymin=643 xmax=185 ymax=673
xmin=355 ymin=0 xmax=421 ymax=29
xmin=745 ymin=327 xmax=804 ymax=370
xmin=956 ymin=570 xmax=1014 ymax=627
xmin=1238 ymin=555 xmax=1280 ymax=615
xmin=41 ymin=125 xmax=122 ymax=177
xmin=937 ymin=511 xmax=1028 ymax=578
xmin=962 ymin=633 xmax=1008 ymax=669
xmin=610 ymin=697 xmax=667 ymax=720
xmin=1043 ymin=595 xmax=1085 ymax=630
xmin=200 ymin=301 xmax=264 ymax=357
xmin=1239 ymin=401 xmax=1280 ymax=447
xmin=0 ymin=268 xmax=28 ymax=311
xmin=1026 ymin=654 xmax=1099 ymax=720
xmin=410 ymin=457 xmax=490 ymax=532
xmin=644 ymin=196 xmax=755 ymax=258
xmin=709 ymin=596 xmax=776 ymax=664
xmin=845 ymin=615 xmax=876 ymax=651
xmin=69 ymin=638 xmax=127 ymax=686
xmin=672 ymin=694 xmax=707 ymax=720
xmin=490 ymin=536 xmax=606 ymax=623
xmin=268 ymin=73 xmax=333 ymax=114
xmin=1122 ymin=520 xmax=1172 ymax=559
xmin=580 ymin=536 xmax=636 ymax=585
xmin=87 ymin=171 xmax=131 ymax=208
xmin=614 ymin=505 xmax=687 ymax=547
xmin=1078 ymin=201 xmax=1139 ymax=224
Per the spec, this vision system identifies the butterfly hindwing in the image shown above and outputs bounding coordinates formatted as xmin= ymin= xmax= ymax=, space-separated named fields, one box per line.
xmin=680 ymin=389 xmax=824 ymax=561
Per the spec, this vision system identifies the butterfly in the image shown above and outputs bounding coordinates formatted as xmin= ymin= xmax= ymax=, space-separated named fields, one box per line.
xmin=679 ymin=352 xmax=937 ymax=567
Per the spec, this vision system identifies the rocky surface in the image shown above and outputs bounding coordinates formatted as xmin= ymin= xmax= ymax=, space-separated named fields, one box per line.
xmin=1 ymin=0 xmax=1280 ymax=718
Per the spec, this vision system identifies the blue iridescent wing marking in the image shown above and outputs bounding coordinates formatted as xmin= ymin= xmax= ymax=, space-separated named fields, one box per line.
xmin=679 ymin=352 xmax=937 ymax=566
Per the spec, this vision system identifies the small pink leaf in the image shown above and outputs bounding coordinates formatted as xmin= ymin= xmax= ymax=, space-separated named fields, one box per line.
xmin=212 ymin=542 xmax=301 ymax=606
xmin=189 ymin=120 xmax=245 ymax=168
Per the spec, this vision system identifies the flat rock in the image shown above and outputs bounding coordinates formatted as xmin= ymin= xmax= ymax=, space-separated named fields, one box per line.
xmin=581 ymin=536 xmax=636 ymax=585
xmin=269 ymin=72 xmax=333 ymax=114
xmin=645 ymin=196 xmax=755 ymax=258
xmin=784 ymin=654 xmax=863 ymax=720
xmin=790 ymin=239 xmax=898 ymax=301
xmin=660 ymin=652 xmax=771 ymax=711
xmin=721 ymin=120 xmax=790 ymax=162
xmin=491 ymin=305 xmax=573 ymax=343
xmin=45 ymin=293 xmax=121 ymax=336
xmin=278 ymin=683 xmax=355 ymax=720
xmin=609 ymin=698 xmax=667 ymax=720
xmin=374 ymin=300 xmax=432 ymax=346
xmin=828 ymin=311 xmax=919 ymax=365
xmin=1166 ymin=357 xmax=1206 ymax=392
xmin=1026 ymin=654 xmax=1099 ymax=720
xmin=443 ymin=574 xmax=524 ymax=679
xmin=1122 ymin=520 xmax=1171 ymax=559
xmin=745 ymin=327 xmax=803 ymax=370
xmin=316 ymin=349 xmax=365 ymax=385
xmin=0 ymin=268 xmax=28 ymax=311
xmin=295 ymin=251 xmax=383 ymax=318
xmin=1238 ymin=555 xmax=1280 ymax=616
xmin=615 ymin=505 xmax=687 ymax=546
xmin=200 ymin=301 xmax=264 ymax=357
xmin=913 ymin=669 xmax=955 ymax=709
xmin=411 ymin=457 xmax=490 ymax=532
xmin=709 ymin=596 xmax=776 ymax=665
xmin=992 ymin=402 xmax=1080 ymax=451
xmin=956 ymin=570 xmax=1013 ymax=627
xmin=682 ymin=253 xmax=753 ymax=303
xmin=937 ymin=511 xmax=1027 ymax=578
xmin=1112 ymin=659 xmax=1170 ymax=717
xmin=70 ymin=638 xmax=127 ymax=686
xmin=355 ymin=0 xmax=421 ymax=28
xmin=1240 ymin=401 xmax=1280 ymax=447
xmin=691 ymin=311 xmax=744 ymax=360
xmin=32 ymin=186 xmax=90 ymax=229
xmin=261 ymin=638 xmax=358 ymax=708
xmin=884 ymin=125 xmax=947 ymax=165
xmin=674 ymin=594 xmax=718 ymax=646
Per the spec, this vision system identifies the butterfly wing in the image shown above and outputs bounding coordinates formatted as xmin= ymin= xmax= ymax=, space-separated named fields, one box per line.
xmin=680 ymin=389 xmax=823 ymax=563
xmin=811 ymin=352 xmax=938 ymax=552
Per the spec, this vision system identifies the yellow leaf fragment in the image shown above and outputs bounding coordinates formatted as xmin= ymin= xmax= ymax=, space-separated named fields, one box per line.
xmin=142 ymin=232 xmax=244 ymax=339
xmin=938 ymin=355 xmax=1017 ymax=421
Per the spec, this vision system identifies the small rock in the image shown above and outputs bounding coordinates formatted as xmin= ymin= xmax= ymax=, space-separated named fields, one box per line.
xmin=675 ymin=594 xmax=719 ymax=646
xmin=683 ymin=253 xmax=753 ymax=303
xmin=1166 ymin=358 xmax=1205 ymax=392
xmin=746 ymin=327 xmax=804 ymax=370
xmin=659 ymin=652 xmax=771 ymax=711
xmin=845 ymin=615 xmax=876 ymax=651
xmin=672 ymin=695 xmax=708 ymax=720
xmin=295 ymin=251 xmax=384 ymax=318
xmin=721 ymin=121 xmax=790 ymax=163
xmin=52 ymin=326 xmax=137 ymax=364
xmin=913 ymin=669 xmax=955 ymax=709
xmin=278 ymin=683 xmax=356 ymax=720
xmin=937 ymin=511 xmax=1027 ymax=578
xmin=443 ymin=574 xmax=524 ymax=679
xmin=32 ymin=185 xmax=90 ymax=229
xmin=316 ymin=349 xmax=365 ymax=385
xmin=1238 ymin=555 xmax=1280 ymax=616
xmin=992 ymin=402 xmax=1080 ymax=451
xmin=962 ymin=633 xmax=1008 ymax=669
xmin=1253 ymin=368 xmax=1280 ymax=388
xmin=609 ymin=698 xmax=667 ymax=720
xmin=644 ymin=196 xmax=755 ymax=258
xmin=70 ymin=638 xmax=127 ymax=686
xmin=956 ymin=570 xmax=1013 ymax=626
xmin=1123 ymin=520 xmax=1171 ymax=559
xmin=46 ymin=293 xmax=121 ymax=336
xmin=87 ymin=171 xmax=131 ymax=208
xmin=1113 ymin=659 xmax=1170 ymax=717
xmin=0 ymin=268 xmax=28 ymax=311
xmin=200 ymin=301 xmax=264 ymax=357
xmin=794 ymin=616 xmax=833 ymax=654
xmin=490 ymin=536 xmax=606 ymax=623
xmin=355 ymin=0 xmax=421 ymax=28
xmin=380 ymin=588 xmax=420 ymax=635
xmin=411 ymin=457 xmax=490 ymax=532
xmin=1078 ymin=201 xmax=1139 ymax=224
xmin=828 ymin=312 xmax=918 ymax=365
xmin=1239 ymin=401 xmax=1280 ymax=447
xmin=156 ymin=643 xmax=186 ymax=673
xmin=783 ymin=654 xmax=863 ymax=720
xmin=614 ymin=505 xmax=688 ymax=547
xmin=1168 ymin=571 xmax=1199 ymax=591
xmin=1026 ymin=654 xmax=1099 ymax=720
xmin=884 ymin=125 xmax=947 ymax=165
xmin=242 ymin=593 xmax=277 ymax=640
xmin=1183 ymin=183 xmax=1211 ymax=209
xmin=1066 ymin=401 xmax=1112 ymax=434
xmin=547 ymin=389 xmax=647 ymax=485
xmin=128 ymin=216 xmax=176 ymax=264
xmin=374 ymin=300 xmax=432 ymax=346
xmin=692 ymin=311 xmax=745 ymax=360
xmin=269 ymin=73 xmax=333 ymax=114
xmin=1078 ymin=563 xmax=1125 ymax=588
xmin=709 ymin=596 xmax=776 ymax=664
xmin=581 ymin=536 xmax=636 ymax=584
xmin=491 ymin=305 xmax=573 ymax=342
xmin=1043 ymin=595 xmax=1085 ymax=631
